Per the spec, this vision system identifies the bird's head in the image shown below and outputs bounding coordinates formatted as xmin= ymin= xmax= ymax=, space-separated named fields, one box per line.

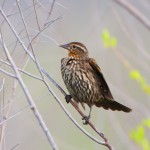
xmin=60 ymin=42 xmax=89 ymax=60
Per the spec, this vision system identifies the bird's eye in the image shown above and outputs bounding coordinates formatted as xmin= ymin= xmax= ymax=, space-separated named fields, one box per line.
xmin=72 ymin=45 xmax=76 ymax=49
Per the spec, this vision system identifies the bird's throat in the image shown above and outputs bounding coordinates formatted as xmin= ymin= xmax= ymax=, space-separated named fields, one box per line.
xmin=68 ymin=52 xmax=80 ymax=59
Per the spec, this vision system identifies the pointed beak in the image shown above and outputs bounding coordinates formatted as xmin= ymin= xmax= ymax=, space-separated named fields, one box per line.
xmin=59 ymin=44 xmax=70 ymax=50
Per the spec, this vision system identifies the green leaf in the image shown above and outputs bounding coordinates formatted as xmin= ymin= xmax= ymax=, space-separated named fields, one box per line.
xmin=102 ymin=29 xmax=118 ymax=48
xmin=110 ymin=37 xmax=117 ymax=48
xmin=102 ymin=30 xmax=110 ymax=41
xmin=143 ymin=85 xmax=150 ymax=94
xmin=130 ymin=130 xmax=137 ymax=140
xmin=129 ymin=70 xmax=150 ymax=94
xmin=102 ymin=30 xmax=111 ymax=48
xmin=129 ymin=70 xmax=147 ymax=86
xmin=143 ymin=119 xmax=150 ymax=128
xmin=141 ymin=138 xmax=150 ymax=150
xmin=136 ymin=126 xmax=145 ymax=141
xmin=129 ymin=70 xmax=141 ymax=80
xmin=104 ymin=40 xmax=110 ymax=48
xmin=130 ymin=126 xmax=145 ymax=143
xmin=131 ymin=119 xmax=150 ymax=150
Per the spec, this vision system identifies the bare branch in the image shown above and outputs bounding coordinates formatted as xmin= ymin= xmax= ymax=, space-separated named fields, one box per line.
xmin=0 ymin=34 xmax=58 ymax=150
xmin=0 ymin=73 xmax=16 ymax=150
xmin=0 ymin=59 xmax=43 ymax=81
xmin=0 ymin=68 xmax=16 ymax=79
xmin=10 ymin=143 xmax=21 ymax=150
xmin=0 ymin=63 xmax=114 ymax=149
xmin=113 ymin=0 xmax=150 ymax=30
xmin=0 ymin=78 xmax=5 ymax=92
xmin=33 ymin=0 xmax=41 ymax=30
xmin=27 ymin=16 xmax=62 ymax=49
xmin=46 ymin=0 xmax=56 ymax=20
xmin=42 ymin=78 xmax=109 ymax=146
xmin=42 ymin=69 xmax=114 ymax=150
xmin=29 ymin=43 xmax=113 ymax=148
xmin=0 ymin=101 xmax=29 ymax=126
xmin=55 ymin=2 xmax=68 ymax=9
xmin=0 ymin=4 xmax=114 ymax=150
xmin=16 ymin=0 xmax=45 ymax=79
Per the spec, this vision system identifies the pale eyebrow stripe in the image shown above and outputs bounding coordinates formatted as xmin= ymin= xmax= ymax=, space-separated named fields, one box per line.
xmin=76 ymin=45 xmax=87 ymax=52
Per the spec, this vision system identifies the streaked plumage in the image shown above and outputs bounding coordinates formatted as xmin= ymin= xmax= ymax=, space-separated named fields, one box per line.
xmin=60 ymin=42 xmax=131 ymax=122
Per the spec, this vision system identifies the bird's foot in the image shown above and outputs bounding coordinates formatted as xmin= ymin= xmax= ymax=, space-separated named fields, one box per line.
xmin=82 ymin=115 xmax=90 ymax=125
xmin=65 ymin=95 xmax=72 ymax=103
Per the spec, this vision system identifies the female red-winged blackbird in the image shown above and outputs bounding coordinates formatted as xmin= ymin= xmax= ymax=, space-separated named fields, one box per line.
xmin=60 ymin=42 xmax=131 ymax=123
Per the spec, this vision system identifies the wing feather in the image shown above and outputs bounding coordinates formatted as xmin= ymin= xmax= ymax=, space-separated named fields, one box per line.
xmin=89 ymin=58 xmax=114 ymax=101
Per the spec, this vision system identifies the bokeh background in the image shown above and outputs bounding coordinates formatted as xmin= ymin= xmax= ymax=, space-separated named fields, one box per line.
xmin=0 ymin=0 xmax=150 ymax=150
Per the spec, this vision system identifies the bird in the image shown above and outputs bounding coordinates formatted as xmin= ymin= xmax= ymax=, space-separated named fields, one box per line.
xmin=60 ymin=42 xmax=132 ymax=124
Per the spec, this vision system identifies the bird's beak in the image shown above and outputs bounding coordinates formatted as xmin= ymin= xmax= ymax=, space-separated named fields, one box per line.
xmin=59 ymin=44 xmax=70 ymax=50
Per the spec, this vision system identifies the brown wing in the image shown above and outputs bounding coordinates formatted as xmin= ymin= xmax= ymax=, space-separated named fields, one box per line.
xmin=89 ymin=58 xmax=114 ymax=101
xmin=88 ymin=58 xmax=132 ymax=112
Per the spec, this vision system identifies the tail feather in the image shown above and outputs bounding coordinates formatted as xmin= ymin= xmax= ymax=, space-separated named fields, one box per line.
xmin=95 ymin=100 xmax=132 ymax=113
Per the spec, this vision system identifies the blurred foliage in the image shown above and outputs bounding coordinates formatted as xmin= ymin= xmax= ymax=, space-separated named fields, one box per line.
xmin=102 ymin=30 xmax=117 ymax=48
xmin=129 ymin=70 xmax=150 ymax=95
xmin=130 ymin=118 xmax=150 ymax=150
xmin=102 ymin=30 xmax=150 ymax=95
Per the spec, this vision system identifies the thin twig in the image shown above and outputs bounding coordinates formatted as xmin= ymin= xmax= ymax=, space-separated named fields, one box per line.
xmin=27 ymin=16 xmax=62 ymax=49
xmin=0 ymin=35 xmax=58 ymax=150
xmin=42 ymin=69 xmax=114 ymax=150
xmin=46 ymin=0 xmax=56 ymax=20
xmin=112 ymin=7 xmax=150 ymax=62
xmin=33 ymin=0 xmax=41 ymax=30
xmin=28 ymin=28 xmax=60 ymax=45
xmin=16 ymin=0 xmax=44 ymax=79
xmin=0 ymin=92 xmax=50 ymax=126
xmin=28 ymin=31 xmax=113 ymax=148
xmin=0 ymin=70 xmax=17 ymax=150
xmin=42 ymin=68 xmax=66 ymax=95
xmin=0 ymin=59 xmax=43 ymax=81
xmin=10 ymin=143 xmax=21 ymax=150
xmin=0 ymin=61 xmax=113 ymax=148
xmin=113 ymin=0 xmax=150 ymax=30
xmin=0 ymin=68 xmax=16 ymax=79
xmin=0 ymin=78 xmax=5 ymax=92
xmin=0 ymin=5 xmax=114 ymax=150
xmin=42 ymin=78 xmax=108 ymax=146
xmin=0 ymin=68 xmax=110 ymax=147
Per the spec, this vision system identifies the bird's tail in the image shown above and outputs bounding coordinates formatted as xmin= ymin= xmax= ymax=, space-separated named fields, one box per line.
xmin=95 ymin=100 xmax=132 ymax=113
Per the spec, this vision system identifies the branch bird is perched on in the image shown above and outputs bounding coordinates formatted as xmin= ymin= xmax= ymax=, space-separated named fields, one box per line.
xmin=60 ymin=42 xmax=132 ymax=124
